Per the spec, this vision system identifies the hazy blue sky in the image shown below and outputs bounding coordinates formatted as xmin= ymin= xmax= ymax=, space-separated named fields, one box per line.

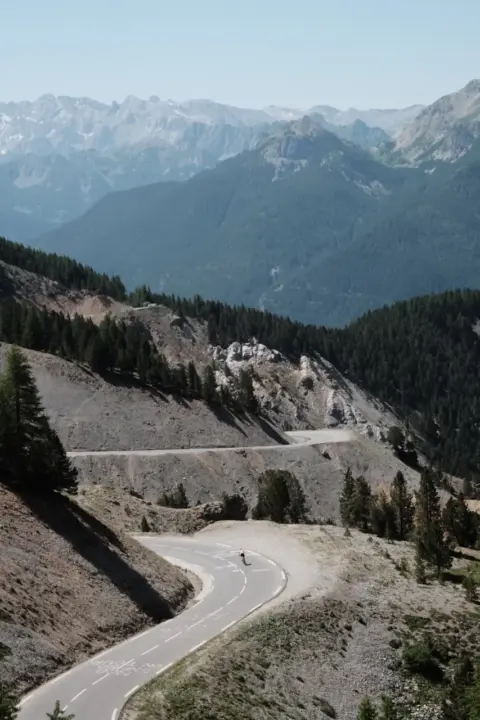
xmin=3 ymin=0 xmax=479 ymax=109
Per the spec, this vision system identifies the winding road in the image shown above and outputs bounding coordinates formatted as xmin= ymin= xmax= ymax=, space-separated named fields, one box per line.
xmin=19 ymin=428 xmax=353 ymax=719
xmin=18 ymin=537 xmax=286 ymax=720
xmin=66 ymin=428 xmax=355 ymax=457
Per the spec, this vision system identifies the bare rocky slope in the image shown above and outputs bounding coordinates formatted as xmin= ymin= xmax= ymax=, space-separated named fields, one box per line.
xmin=0 ymin=261 xmax=426 ymax=521
xmin=0 ymin=485 xmax=193 ymax=695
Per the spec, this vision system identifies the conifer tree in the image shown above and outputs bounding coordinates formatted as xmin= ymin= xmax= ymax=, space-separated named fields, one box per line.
xmin=415 ymin=468 xmax=452 ymax=577
xmin=340 ymin=467 xmax=356 ymax=528
xmin=357 ymin=697 xmax=377 ymax=720
xmin=0 ymin=683 xmax=18 ymax=720
xmin=202 ymin=365 xmax=217 ymax=404
xmin=390 ymin=470 xmax=414 ymax=540
xmin=353 ymin=475 xmax=372 ymax=532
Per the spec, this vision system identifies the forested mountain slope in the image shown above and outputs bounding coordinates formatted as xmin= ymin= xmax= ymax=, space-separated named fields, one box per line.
xmin=34 ymin=116 xmax=480 ymax=326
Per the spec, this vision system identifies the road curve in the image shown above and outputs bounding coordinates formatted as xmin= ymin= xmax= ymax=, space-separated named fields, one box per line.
xmin=67 ymin=428 xmax=354 ymax=457
xmin=18 ymin=537 xmax=286 ymax=720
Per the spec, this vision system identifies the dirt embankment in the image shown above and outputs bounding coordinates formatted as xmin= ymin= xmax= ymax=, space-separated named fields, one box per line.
xmin=0 ymin=486 xmax=193 ymax=695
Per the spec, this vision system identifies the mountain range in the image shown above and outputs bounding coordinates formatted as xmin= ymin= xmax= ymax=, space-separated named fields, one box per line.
xmin=34 ymin=80 xmax=480 ymax=326
xmin=0 ymin=95 xmax=420 ymax=242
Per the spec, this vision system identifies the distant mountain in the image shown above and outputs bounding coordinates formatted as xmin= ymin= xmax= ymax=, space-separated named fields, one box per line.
xmin=0 ymin=94 xmax=415 ymax=242
xmin=391 ymin=79 xmax=480 ymax=164
xmin=36 ymin=117 xmax=426 ymax=326
xmin=309 ymin=104 xmax=424 ymax=133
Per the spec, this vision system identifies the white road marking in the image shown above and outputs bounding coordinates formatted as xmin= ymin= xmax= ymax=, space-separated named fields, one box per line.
xmin=226 ymin=595 xmax=238 ymax=606
xmin=267 ymin=559 xmax=276 ymax=566
xmin=221 ymin=621 xmax=236 ymax=632
xmin=281 ymin=570 xmax=286 ymax=580
xmin=135 ymin=630 xmax=150 ymax=639
xmin=187 ymin=618 xmax=205 ymax=630
xmin=165 ymin=631 xmax=181 ymax=643
xmin=18 ymin=694 xmax=33 ymax=707
xmin=92 ymin=674 xmax=110 ymax=686
xmin=274 ymin=585 xmax=283 ymax=596
xmin=190 ymin=640 xmax=206 ymax=653
xmin=111 ymin=709 xmax=118 ymax=720
xmin=252 ymin=568 xmax=269 ymax=572
xmin=141 ymin=645 xmax=159 ymax=656
xmin=115 ymin=659 xmax=134 ymax=672
xmin=216 ymin=543 xmax=232 ymax=548
xmin=124 ymin=685 xmax=139 ymax=699
xmin=250 ymin=603 xmax=262 ymax=613
xmin=71 ymin=689 xmax=86 ymax=703
xmin=156 ymin=662 xmax=173 ymax=676
xmin=62 ymin=706 xmax=69 ymax=712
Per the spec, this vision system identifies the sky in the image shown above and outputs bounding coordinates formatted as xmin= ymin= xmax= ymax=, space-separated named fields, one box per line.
xmin=2 ymin=0 xmax=479 ymax=110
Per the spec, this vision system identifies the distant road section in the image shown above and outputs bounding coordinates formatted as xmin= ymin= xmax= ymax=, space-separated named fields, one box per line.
xmin=67 ymin=428 xmax=355 ymax=457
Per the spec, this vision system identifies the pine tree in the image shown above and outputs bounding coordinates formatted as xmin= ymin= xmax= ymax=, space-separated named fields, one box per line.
xmin=443 ymin=493 xmax=478 ymax=548
xmin=0 ymin=683 xmax=18 ymax=720
xmin=202 ymin=366 xmax=217 ymax=404
xmin=357 ymin=697 xmax=378 ymax=720
xmin=353 ymin=475 xmax=372 ymax=532
xmin=390 ymin=470 xmax=414 ymax=540
xmin=254 ymin=470 xmax=291 ymax=523
xmin=238 ymin=368 xmax=257 ymax=413
xmin=379 ymin=696 xmax=398 ymax=720
xmin=415 ymin=468 xmax=452 ymax=577
xmin=46 ymin=701 xmax=75 ymax=719
xmin=340 ymin=467 xmax=356 ymax=528
xmin=415 ymin=541 xmax=427 ymax=584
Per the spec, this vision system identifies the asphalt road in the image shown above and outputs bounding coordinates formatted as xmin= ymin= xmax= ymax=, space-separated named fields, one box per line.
xmin=18 ymin=537 xmax=286 ymax=720
xmin=67 ymin=428 xmax=354 ymax=457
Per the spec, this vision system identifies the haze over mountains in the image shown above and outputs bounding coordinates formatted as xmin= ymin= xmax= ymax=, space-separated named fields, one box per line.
xmin=0 ymin=95 xmax=419 ymax=242
xmin=32 ymin=80 xmax=480 ymax=326
xmin=2 ymin=80 xmax=480 ymax=326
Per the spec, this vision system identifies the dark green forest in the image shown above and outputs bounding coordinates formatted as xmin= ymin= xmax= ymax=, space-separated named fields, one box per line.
xmin=2 ymin=236 xmax=480 ymax=479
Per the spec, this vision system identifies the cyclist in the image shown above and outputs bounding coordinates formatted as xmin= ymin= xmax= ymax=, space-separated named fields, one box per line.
xmin=239 ymin=549 xmax=246 ymax=564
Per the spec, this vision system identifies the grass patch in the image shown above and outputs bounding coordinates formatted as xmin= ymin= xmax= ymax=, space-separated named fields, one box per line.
xmin=403 ymin=614 xmax=431 ymax=631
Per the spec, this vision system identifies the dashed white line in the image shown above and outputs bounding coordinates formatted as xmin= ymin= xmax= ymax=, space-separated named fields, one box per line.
xmin=124 ymin=685 xmax=139 ymax=699
xmin=252 ymin=568 xmax=269 ymax=572
xmin=226 ymin=595 xmax=238 ymax=606
xmin=156 ymin=662 xmax=173 ymax=676
xmin=187 ymin=618 xmax=204 ymax=630
xmin=267 ymin=559 xmax=276 ymax=566
xmin=111 ymin=709 xmax=118 ymax=720
xmin=92 ymin=674 xmax=110 ymax=686
xmin=281 ymin=570 xmax=286 ymax=580
xmin=62 ymin=706 xmax=69 ymax=713
xmin=71 ymin=689 xmax=86 ymax=703
xmin=165 ymin=631 xmax=181 ymax=643
xmin=141 ymin=644 xmax=159 ymax=656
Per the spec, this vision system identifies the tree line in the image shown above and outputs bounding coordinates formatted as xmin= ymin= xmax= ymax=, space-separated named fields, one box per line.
xmin=3 ymin=236 xmax=480 ymax=479
xmin=0 ymin=236 xmax=125 ymax=299
xmin=0 ymin=298 xmax=258 ymax=414
xmin=340 ymin=466 xmax=480 ymax=581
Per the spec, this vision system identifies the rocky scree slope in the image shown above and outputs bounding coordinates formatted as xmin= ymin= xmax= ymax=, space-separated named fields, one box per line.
xmin=0 ymin=484 xmax=192 ymax=695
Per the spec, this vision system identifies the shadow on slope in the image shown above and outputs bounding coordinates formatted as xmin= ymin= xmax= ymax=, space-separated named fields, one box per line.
xmin=15 ymin=490 xmax=174 ymax=623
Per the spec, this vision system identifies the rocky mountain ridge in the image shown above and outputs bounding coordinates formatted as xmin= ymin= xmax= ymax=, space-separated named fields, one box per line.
xmin=0 ymin=95 xmax=418 ymax=242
